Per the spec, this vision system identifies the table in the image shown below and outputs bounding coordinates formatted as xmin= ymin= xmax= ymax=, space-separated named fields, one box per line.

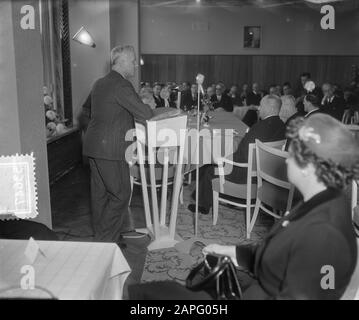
xmin=185 ymin=111 xmax=248 ymax=167
xmin=0 ymin=240 xmax=131 ymax=300
xmin=131 ymin=111 xmax=248 ymax=250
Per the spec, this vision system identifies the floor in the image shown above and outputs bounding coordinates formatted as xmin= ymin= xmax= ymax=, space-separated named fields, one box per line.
xmin=50 ymin=164 xmax=151 ymax=297
xmin=50 ymin=164 xmax=275 ymax=297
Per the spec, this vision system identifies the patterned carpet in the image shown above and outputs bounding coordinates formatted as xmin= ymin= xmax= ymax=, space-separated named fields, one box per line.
xmin=141 ymin=185 xmax=274 ymax=284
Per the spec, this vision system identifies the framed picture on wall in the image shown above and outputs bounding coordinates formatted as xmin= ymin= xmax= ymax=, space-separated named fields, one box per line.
xmin=244 ymin=26 xmax=261 ymax=49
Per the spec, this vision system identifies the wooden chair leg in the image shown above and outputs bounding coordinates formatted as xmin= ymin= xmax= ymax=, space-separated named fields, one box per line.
xmin=245 ymin=203 xmax=251 ymax=239
xmin=213 ymin=191 xmax=219 ymax=225
xmin=179 ymin=185 xmax=184 ymax=205
xmin=248 ymin=198 xmax=261 ymax=239
xmin=129 ymin=176 xmax=134 ymax=207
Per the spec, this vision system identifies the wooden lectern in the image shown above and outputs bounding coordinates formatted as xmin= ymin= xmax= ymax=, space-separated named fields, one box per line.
xmin=134 ymin=114 xmax=188 ymax=250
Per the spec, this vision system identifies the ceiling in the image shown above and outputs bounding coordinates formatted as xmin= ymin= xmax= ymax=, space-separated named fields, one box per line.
xmin=140 ymin=0 xmax=359 ymax=11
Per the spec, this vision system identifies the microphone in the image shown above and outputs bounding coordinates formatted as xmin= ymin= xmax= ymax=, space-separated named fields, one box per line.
xmin=196 ymin=74 xmax=205 ymax=95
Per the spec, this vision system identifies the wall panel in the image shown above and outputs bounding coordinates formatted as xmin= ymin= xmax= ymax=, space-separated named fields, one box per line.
xmin=141 ymin=54 xmax=359 ymax=91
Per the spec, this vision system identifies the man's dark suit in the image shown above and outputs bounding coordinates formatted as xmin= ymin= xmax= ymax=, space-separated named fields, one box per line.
xmin=210 ymin=94 xmax=233 ymax=112
xmin=180 ymin=92 xmax=201 ymax=110
xmin=242 ymin=91 xmax=262 ymax=127
xmin=196 ymin=116 xmax=286 ymax=211
xmin=83 ymin=70 xmax=153 ymax=242
xmin=321 ymin=96 xmax=346 ymax=121
xmin=153 ymin=95 xmax=165 ymax=109
xmin=227 ymin=115 xmax=286 ymax=184
xmin=246 ymin=91 xmax=262 ymax=106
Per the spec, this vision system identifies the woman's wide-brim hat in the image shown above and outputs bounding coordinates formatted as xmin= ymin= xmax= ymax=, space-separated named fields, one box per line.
xmin=297 ymin=113 xmax=359 ymax=168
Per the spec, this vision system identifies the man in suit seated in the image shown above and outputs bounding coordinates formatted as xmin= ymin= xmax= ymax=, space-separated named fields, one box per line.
xmin=228 ymin=84 xmax=242 ymax=106
xmin=321 ymin=83 xmax=346 ymax=121
xmin=188 ymin=95 xmax=286 ymax=215
xmin=211 ymin=83 xmax=233 ymax=112
xmin=0 ymin=220 xmax=58 ymax=241
xmin=242 ymin=82 xmax=262 ymax=127
xmin=153 ymin=83 xmax=165 ymax=109
xmin=181 ymin=83 xmax=201 ymax=111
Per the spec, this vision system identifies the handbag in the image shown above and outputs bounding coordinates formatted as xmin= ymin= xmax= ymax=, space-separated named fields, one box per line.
xmin=186 ymin=254 xmax=242 ymax=300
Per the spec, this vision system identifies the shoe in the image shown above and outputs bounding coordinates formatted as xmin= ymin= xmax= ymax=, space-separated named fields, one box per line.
xmin=121 ymin=230 xmax=148 ymax=239
xmin=188 ymin=204 xmax=209 ymax=215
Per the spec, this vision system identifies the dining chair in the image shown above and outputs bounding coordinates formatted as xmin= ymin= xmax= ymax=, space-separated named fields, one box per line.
xmin=212 ymin=139 xmax=286 ymax=239
xmin=247 ymin=139 xmax=295 ymax=238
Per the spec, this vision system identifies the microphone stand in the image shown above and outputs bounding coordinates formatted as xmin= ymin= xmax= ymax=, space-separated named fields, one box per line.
xmin=174 ymin=75 xmax=217 ymax=253
xmin=194 ymin=74 xmax=204 ymax=236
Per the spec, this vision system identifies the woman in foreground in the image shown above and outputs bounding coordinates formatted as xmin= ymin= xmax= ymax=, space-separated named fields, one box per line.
xmin=129 ymin=113 xmax=358 ymax=300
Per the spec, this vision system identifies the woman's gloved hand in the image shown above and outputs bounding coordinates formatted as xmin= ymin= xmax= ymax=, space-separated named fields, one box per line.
xmin=203 ymin=244 xmax=239 ymax=267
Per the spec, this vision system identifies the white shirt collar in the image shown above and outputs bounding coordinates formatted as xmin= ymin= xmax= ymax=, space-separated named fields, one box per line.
xmin=306 ymin=108 xmax=319 ymax=117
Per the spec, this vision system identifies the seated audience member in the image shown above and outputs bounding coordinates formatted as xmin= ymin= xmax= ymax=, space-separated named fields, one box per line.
xmin=242 ymin=82 xmax=262 ymax=127
xmin=240 ymin=83 xmax=250 ymax=106
xmin=285 ymin=92 xmax=322 ymax=150
xmin=0 ymin=219 xmax=58 ymax=241
xmin=153 ymin=83 xmax=165 ymax=109
xmin=333 ymin=83 xmax=344 ymax=100
xmin=295 ymin=74 xmax=322 ymax=116
xmin=285 ymin=92 xmax=321 ymax=129
xmin=269 ymin=84 xmax=281 ymax=97
xmin=228 ymin=84 xmax=242 ymax=106
xmin=180 ymin=82 xmax=191 ymax=96
xmin=279 ymin=94 xmax=297 ymax=123
xmin=343 ymin=91 xmax=359 ymax=124
xmin=211 ymin=83 xmax=233 ymax=112
xmin=217 ymin=81 xmax=229 ymax=95
xmin=188 ymin=95 xmax=286 ymax=215
xmin=181 ymin=83 xmax=201 ymax=111
xmin=169 ymin=85 xmax=180 ymax=108
xmin=206 ymin=86 xmax=215 ymax=100
xmin=129 ymin=114 xmax=358 ymax=300
xmin=140 ymin=87 xmax=156 ymax=110
xmin=283 ymin=82 xmax=293 ymax=96
xmin=304 ymin=92 xmax=322 ymax=118
xmin=296 ymin=72 xmax=312 ymax=98
xmin=321 ymin=83 xmax=346 ymax=121
xmin=160 ymin=86 xmax=176 ymax=108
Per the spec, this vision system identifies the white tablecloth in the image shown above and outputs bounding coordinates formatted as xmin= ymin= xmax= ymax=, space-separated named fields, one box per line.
xmin=0 ymin=240 xmax=131 ymax=300
xmin=185 ymin=111 xmax=248 ymax=167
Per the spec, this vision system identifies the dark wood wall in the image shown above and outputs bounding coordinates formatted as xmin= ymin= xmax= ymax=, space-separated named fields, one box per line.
xmin=141 ymin=55 xmax=359 ymax=90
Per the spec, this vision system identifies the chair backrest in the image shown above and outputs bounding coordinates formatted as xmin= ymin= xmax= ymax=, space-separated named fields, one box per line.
xmin=255 ymin=139 xmax=294 ymax=211
xmin=247 ymin=140 xmax=286 ymax=179
xmin=352 ymin=179 xmax=358 ymax=219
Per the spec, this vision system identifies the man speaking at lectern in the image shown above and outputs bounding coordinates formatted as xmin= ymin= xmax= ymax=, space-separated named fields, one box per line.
xmin=83 ymin=45 xmax=153 ymax=247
